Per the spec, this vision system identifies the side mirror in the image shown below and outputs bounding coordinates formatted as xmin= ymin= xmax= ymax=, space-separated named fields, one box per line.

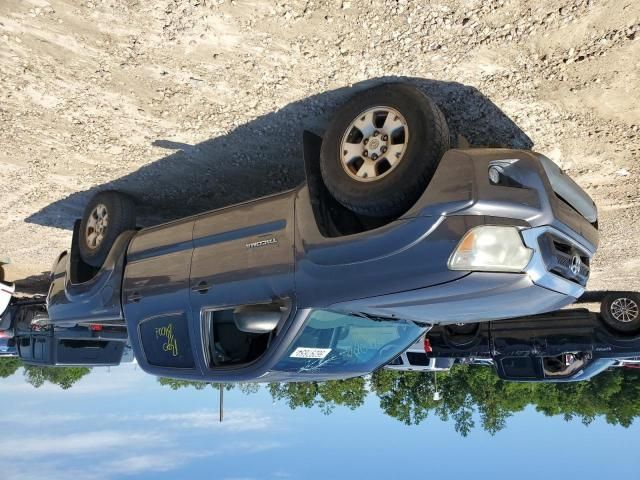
xmin=233 ymin=305 xmax=282 ymax=334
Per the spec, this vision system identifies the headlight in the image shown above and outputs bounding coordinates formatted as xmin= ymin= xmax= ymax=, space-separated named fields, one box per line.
xmin=448 ymin=226 xmax=533 ymax=272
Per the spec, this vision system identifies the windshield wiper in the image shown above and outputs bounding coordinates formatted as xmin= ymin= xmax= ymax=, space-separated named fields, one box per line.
xmin=350 ymin=311 xmax=432 ymax=329
xmin=349 ymin=311 xmax=399 ymax=322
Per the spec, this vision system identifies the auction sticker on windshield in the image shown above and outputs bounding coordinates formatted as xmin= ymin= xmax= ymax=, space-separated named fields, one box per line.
xmin=290 ymin=347 xmax=332 ymax=359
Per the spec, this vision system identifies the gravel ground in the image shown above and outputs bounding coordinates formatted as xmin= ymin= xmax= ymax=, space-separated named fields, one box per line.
xmin=0 ymin=0 xmax=639 ymax=292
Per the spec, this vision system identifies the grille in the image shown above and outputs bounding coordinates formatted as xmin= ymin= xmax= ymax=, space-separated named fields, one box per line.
xmin=538 ymin=233 xmax=590 ymax=286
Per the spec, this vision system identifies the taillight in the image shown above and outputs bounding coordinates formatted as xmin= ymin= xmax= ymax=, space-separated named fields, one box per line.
xmin=423 ymin=337 xmax=433 ymax=353
xmin=89 ymin=324 xmax=103 ymax=331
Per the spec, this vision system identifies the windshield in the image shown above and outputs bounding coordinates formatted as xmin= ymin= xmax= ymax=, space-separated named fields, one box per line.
xmin=272 ymin=310 xmax=425 ymax=375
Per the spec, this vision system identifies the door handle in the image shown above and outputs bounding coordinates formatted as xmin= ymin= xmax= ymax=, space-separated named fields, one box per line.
xmin=192 ymin=281 xmax=209 ymax=294
xmin=129 ymin=292 xmax=142 ymax=303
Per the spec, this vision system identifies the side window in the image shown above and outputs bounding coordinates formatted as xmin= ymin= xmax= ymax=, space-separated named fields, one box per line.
xmin=387 ymin=355 xmax=404 ymax=366
xmin=203 ymin=301 xmax=289 ymax=368
xmin=406 ymin=352 xmax=433 ymax=366
xmin=500 ymin=356 xmax=538 ymax=379
xmin=542 ymin=353 xmax=586 ymax=378
xmin=139 ymin=314 xmax=195 ymax=369
xmin=18 ymin=337 xmax=33 ymax=360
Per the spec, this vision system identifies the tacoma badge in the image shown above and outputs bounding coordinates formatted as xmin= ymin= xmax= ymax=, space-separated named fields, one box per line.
xmin=245 ymin=237 xmax=278 ymax=249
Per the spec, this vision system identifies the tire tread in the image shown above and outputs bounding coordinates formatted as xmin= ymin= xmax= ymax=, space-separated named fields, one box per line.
xmin=320 ymin=84 xmax=450 ymax=217
xmin=78 ymin=191 xmax=136 ymax=268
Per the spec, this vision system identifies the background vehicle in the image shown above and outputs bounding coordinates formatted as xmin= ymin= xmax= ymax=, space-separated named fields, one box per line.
xmin=613 ymin=357 xmax=640 ymax=369
xmin=424 ymin=292 xmax=640 ymax=382
xmin=0 ymin=275 xmax=17 ymax=356
xmin=385 ymin=337 xmax=455 ymax=372
xmin=0 ymin=334 xmax=17 ymax=357
xmin=1 ymin=298 xmax=47 ymax=328
xmin=0 ymin=279 xmax=15 ymax=318
xmin=46 ymin=84 xmax=598 ymax=382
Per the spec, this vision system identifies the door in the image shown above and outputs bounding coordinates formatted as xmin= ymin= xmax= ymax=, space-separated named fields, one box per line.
xmin=189 ymin=190 xmax=296 ymax=315
xmin=122 ymin=217 xmax=196 ymax=350
xmin=525 ymin=310 xmax=594 ymax=356
xmin=491 ymin=319 xmax=539 ymax=357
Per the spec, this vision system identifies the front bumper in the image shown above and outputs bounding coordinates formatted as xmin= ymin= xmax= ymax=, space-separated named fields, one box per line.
xmin=404 ymin=148 xmax=599 ymax=253
xmin=406 ymin=148 xmax=598 ymax=296
xmin=330 ymin=270 xmax=575 ymax=324
xmin=330 ymin=148 xmax=599 ymax=323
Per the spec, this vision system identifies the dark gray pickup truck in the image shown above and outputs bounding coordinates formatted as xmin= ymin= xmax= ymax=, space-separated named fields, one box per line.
xmin=46 ymin=83 xmax=599 ymax=382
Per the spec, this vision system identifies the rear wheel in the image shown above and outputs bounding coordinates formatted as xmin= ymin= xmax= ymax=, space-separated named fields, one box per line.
xmin=600 ymin=292 xmax=640 ymax=333
xmin=320 ymin=83 xmax=450 ymax=217
xmin=78 ymin=191 xmax=136 ymax=268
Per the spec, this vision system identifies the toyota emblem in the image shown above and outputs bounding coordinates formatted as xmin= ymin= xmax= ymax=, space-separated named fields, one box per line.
xmin=570 ymin=255 xmax=582 ymax=276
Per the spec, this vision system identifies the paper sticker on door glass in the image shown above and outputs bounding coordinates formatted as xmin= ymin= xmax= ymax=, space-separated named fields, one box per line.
xmin=290 ymin=347 xmax=332 ymax=359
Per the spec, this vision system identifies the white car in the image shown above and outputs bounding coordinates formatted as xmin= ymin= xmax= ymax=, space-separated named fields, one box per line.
xmin=612 ymin=357 xmax=640 ymax=368
xmin=0 ymin=280 xmax=15 ymax=319
xmin=385 ymin=337 xmax=455 ymax=372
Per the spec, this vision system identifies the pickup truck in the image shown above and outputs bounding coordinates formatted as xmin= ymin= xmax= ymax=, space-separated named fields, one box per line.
xmin=46 ymin=83 xmax=599 ymax=382
xmin=423 ymin=291 xmax=640 ymax=382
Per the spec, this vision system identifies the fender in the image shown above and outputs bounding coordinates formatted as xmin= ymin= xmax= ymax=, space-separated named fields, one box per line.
xmin=47 ymin=220 xmax=136 ymax=326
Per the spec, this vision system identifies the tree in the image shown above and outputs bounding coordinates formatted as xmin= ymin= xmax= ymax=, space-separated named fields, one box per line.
xmin=23 ymin=365 xmax=91 ymax=389
xmin=157 ymin=377 xmax=211 ymax=390
xmin=157 ymin=378 xmax=261 ymax=395
xmin=157 ymin=366 xmax=640 ymax=437
xmin=268 ymin=377 xmax=367 ymax=414
xmin=371 ymin=366 xmax=640 ymax=436
xmin=0 ymin=357 xmax=22 ymax=378
xmin=237 ymin=382 xmax=261 ymax=395
xmin=370 ymin=369 xmax=439 ymax=426
xmin=532 ymin=369 xmax=640 ymax=428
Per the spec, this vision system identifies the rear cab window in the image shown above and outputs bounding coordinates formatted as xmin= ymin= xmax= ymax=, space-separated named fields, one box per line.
xmin=139 ymin=314 xmax=195 ymax=369
xmin=18 ymin=337 xmax=33 ymax=360
xmin=499 ymin=356 xmax=540 ymax=380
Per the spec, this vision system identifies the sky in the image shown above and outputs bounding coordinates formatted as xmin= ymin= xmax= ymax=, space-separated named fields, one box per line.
xmin=1 ymin=363 xmax=638 ymax=480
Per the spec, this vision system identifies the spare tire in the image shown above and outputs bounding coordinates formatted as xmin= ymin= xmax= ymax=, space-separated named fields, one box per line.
xmin=78 ymin=191 xmax=136 ymax=268
xmin=320 ymin=83 xmax=450 ymax=217
xmin=444 ymin=323 xmax=481 ymax=347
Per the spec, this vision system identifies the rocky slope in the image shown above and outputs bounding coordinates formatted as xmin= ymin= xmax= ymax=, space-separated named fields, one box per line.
xmin=1 ymin=0 xmax=638 ymax=291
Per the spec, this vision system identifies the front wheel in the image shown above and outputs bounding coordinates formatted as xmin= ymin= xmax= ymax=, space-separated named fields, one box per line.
xmin=600 ymin=292 xmax=640 ymax=333
xmin=78 ymin=191 xmax=136 ymax=268
xmin=319 ymin=83 xmax=450 ymax=217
